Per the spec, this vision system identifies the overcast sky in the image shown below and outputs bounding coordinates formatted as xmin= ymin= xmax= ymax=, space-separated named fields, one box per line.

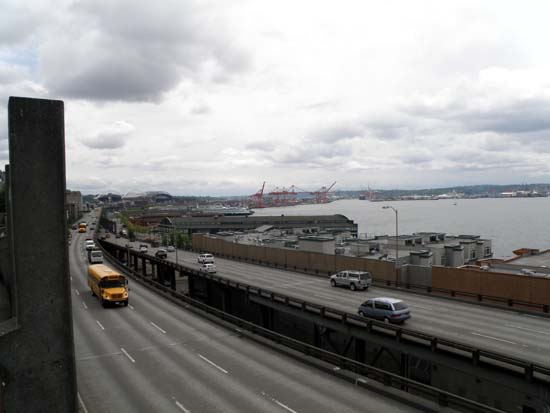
xmin=2 ymin=0 xmax=550 ymax=196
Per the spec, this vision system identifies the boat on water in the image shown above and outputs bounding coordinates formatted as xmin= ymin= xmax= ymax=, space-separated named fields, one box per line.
xmin=190 ymin=205 xmax=254 ymax=217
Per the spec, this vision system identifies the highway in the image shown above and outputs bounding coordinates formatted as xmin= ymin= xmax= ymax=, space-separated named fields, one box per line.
xmin=109 ymin=237 xmax=550 ymax=367
xmin=71 ymin=218 xmax=428 ymax=412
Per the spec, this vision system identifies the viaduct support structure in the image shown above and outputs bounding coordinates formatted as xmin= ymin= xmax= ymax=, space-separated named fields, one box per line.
xmin=0 ymin=97 xmax=76 ymax=411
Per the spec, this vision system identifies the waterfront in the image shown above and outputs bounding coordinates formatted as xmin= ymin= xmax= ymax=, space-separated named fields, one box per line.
xmin=252 ymin=197 xmax=550 ymax=258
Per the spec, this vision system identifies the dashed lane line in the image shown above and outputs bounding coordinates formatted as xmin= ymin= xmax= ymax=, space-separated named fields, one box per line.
xmin=471 ymin=332 xmax=517 ymax=345
xmin=120 ymin=347 xmax=136 ymax=363
xmin=77 ymin=392 xmax=89 ymax=413
xmin=150 ymin=321 xmax=167 ymax=334
xmin=172 ymin=397 xmax=192 ymax=413
xmin=261 ymin=392 xmax=299 ymax=413
xmin=96 ymin=320 xmax=105 ymax=331
xmin=198 ymin=354 xmax=228 ymax=374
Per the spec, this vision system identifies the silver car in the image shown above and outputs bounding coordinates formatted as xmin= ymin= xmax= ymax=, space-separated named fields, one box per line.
xmin=330 ymin=270 xmax=372 ymax=291
xmin=357 ymin=297 xmax=411 ymax=324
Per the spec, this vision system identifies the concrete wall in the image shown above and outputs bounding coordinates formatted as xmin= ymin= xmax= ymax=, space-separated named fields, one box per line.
xmin=195 ymin=234 xmax=550 ymax=306
xmin=401 ymin=265 xmax=432 ymax=287
xmin=432 ymin=266 xmax=550 ymax=305
xmin=194 ymin=234 xmax=395 ymax=280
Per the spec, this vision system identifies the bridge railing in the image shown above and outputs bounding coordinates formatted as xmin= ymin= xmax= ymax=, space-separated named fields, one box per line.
xmin=98 ymin=243 xmax=505 ymax=413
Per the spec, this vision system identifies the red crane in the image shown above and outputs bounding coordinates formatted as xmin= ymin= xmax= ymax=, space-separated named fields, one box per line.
xmin=249 ymin=182 xmax=266 ymax=208
xmin=310 ymin=181 xmax=336 ymax=204
xmin=268 ymin=185 xmax=299 ymax=207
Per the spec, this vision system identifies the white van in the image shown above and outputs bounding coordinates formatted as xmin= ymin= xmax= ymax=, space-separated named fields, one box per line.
xmin=85 ymin=240 xmax=95 ymax=250
xmin=198 ymin=254 xmax=214 ymax=264
xmin=88 ymin=249 xmax=103 ymax=264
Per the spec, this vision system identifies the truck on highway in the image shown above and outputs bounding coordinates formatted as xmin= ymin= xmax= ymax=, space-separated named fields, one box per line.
xmin=88 ymin=264 xmax=129 ymax=308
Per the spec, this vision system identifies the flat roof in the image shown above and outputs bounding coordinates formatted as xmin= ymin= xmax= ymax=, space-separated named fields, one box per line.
xmin=507 ymin=250 xmax=550 ymax=267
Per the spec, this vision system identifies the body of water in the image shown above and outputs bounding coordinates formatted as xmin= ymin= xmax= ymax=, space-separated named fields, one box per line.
xmin=252 ymin=198 xmax=550 ymax=258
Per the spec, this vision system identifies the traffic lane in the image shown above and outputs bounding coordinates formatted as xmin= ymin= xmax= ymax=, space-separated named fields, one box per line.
xmin=88 ymin=239 xmax=423 ymax=412
xmin=110 ymin=239 xmax=550 ymax=364
xmin=71 ymin=254 xmax=175 ymax=411
xmin=212 ymin=262 xmax=550 ymax=364
xmin=122 ymin=275 xmax=422 ymax=413
xmin=110 ymin=239 xmax=548 ymax=335
xmin=72 ymin=232 xmax=185 ymax=412
xmin=168 ymin=246 xmax=550 ymax=364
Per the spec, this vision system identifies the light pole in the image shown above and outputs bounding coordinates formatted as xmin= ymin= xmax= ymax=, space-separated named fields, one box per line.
xmin=382 ymin=205 xmax=399 ymax=286
xmin=173 ymin=225 xmax=179 ymax=266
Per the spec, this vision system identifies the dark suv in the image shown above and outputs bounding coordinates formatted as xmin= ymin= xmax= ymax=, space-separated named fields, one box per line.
xmin=155 ymin=249 xmax=167 ymax=259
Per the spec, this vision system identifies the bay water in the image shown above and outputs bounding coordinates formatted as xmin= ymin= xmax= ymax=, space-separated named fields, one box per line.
xmin=252 ymin=198 xmax=550 ymax=258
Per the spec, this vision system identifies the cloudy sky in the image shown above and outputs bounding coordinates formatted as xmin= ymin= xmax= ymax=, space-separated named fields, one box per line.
xmin=2 ymin=0 xmax=550 ymax=196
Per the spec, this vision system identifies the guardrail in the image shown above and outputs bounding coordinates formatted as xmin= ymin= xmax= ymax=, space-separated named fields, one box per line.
xmin=98 ymin=244 xmax=505 ymax=413
xmin=100 ymin=240 xmax=550 ymax=386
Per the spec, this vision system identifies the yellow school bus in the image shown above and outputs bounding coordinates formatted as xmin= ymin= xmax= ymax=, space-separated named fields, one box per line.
xmin=78 ymin=222 xmax=87 ymax=233
xmin=88 ymin=264 xmax=129 ymax=307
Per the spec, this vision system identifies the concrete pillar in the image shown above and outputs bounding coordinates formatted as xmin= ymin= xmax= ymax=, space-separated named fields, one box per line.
xmin=170 ymin=268 xmax=176 ymax=290
xmin=141 ymin=258 xmax=146 ymax=276
xmin=0 ymin=97 xmax=76 ymax=411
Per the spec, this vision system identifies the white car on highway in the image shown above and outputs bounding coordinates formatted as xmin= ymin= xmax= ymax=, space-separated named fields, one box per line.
xmin=199 ymin=263 xmax=216 ymax=273
xmin=198 ymin=253 xmax=214 ymax=264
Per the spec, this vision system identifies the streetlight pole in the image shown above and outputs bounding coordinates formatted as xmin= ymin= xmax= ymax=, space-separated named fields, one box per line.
xmin=173 ymin=225 xmax=179 ymax=266
xmin=382 ymin=206 xmax=399 ymax=286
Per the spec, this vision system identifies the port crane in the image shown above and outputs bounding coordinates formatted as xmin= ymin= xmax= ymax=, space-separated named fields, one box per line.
xmin=249 ymin=181 xmax=266 ymax=208
xmin=310 ymin=181 xmax=336 ymax=203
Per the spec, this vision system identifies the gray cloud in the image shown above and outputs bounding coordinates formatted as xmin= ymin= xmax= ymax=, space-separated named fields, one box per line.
xmin=400 ymin=87 xmax=550 ymax=135
xmin=245 ymin=141 xmax=276 ymax=152
xmin=190 ymin=104 xmax=211 ymax=115
xmin=0 ymin=2 xmax=43 ymax=46
xmin=307 ymin=125 xmax=363 ymax=143
xmin=81 ymin=121 xmax=134 ymax=149
xmin=39 ymin=0 xmax=250 ymax=102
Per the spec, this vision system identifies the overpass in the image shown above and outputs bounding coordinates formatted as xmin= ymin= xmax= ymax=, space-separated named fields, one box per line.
xmin=102 ymin=234 xmax=550 ymax=413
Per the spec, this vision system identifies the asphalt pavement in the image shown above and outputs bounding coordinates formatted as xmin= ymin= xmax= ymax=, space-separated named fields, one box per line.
xmin=72 ymin=216 xmax=429 ymax=412
xmin=109 ymin=237 xmax=550 ymax=367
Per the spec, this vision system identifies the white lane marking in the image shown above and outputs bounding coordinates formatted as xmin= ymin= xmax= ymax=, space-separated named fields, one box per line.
xmin=313 ymin=294 xmax=335 ymax=301
xmin=96 ymin=320 xmax=105 ymax=331
xmin=128 ymin=304 xmax=135 ymax=310
xmin=77 ymin=392 xmax=89 ymax=413
xmin=120 ymin=347 xmax=136 ymax=363
xmin=261 ymin=392 xmax=299 ymax=413
xmin=198 ymin=354 xmax=228 ymax=374
xmin=150 ymin=321 xmax=167 ymax=334
xmin=82 ymin=301 xmax=88 ymax=310
xmin=174 ymin=400 xmax=191 ymax=413
xmin=506 ymin=324 xmax=550 ymax=335
xmin=471 ymin=332 xmax=517 ymax=345
xmin=75 ymin=289 xmax=80 ymax=296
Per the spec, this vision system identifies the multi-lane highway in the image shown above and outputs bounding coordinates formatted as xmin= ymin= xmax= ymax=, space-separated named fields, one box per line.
xmin=72 ymin=218 xmax=428 ymax=412
xmin=109 ymin=237 xmax=550 ymax=367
